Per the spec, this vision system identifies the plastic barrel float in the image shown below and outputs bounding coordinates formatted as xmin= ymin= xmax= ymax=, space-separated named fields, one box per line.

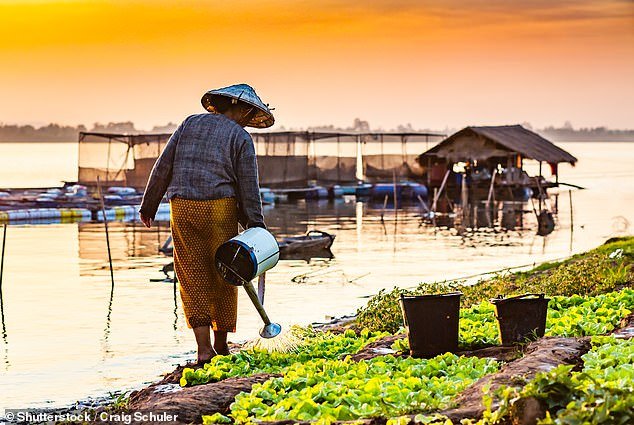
xmin=215 ymin=227 xmax=282 ymax=338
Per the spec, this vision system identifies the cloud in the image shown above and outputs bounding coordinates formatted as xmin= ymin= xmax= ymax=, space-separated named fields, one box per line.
xmin=313 ymin=0 xmax=633 ymax=23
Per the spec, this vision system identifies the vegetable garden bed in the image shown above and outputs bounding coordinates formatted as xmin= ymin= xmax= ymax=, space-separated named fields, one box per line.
xmin=120 ymin=237 xmax=633 ymax=425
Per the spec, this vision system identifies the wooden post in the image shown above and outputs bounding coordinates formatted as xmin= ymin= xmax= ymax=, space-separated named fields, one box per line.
xmin=431 ymin=170 xmax=450 ymax=212
xmin=538 ymin=161 xmax=543 ymax=211
xmin=356 ymin=134 xmax=364 ymax=182
xmin=485 ymin=169 xmax=497 ymax=226
xmin=381 ymin=194 xmax=389 ymax=222
xmin=0 ymin=224 xmax=6 ymax=295
xmin=336 ymin=135 xmax=341 ymax=183
xmin=461 ymin=172 xmax=469 ymax=224
xmin=392 ymin=170 xmax=398 ymax=221
xmin=555 ymin=166 xmax=559 ymax=213
xmin=380 ymin=134 xmax=385 ymax=170
xmin=426 ymin=157 xmax=431 ymax=188
xmin=506 ymin=155 xmax=512 ymax=183
xmin=486 ymin=169 xmax=497 ymax=209
xmin=569 ymin=190 xmax=574 ymax=230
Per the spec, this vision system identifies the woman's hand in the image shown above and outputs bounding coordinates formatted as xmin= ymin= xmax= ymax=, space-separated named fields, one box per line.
xmin=139 ymin=212 xmax=153 ymax=228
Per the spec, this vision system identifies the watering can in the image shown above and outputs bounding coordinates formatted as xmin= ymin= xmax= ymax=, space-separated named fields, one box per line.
xmin=215 ymin=227 xmax=281 ymax=338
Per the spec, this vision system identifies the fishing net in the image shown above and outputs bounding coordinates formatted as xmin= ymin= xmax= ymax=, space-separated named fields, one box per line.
xmin=78 ymin=132 xmax=170 ymax=189
xmin=361 ymin=134 xmax=442 ymax=181
xmin=252 ymin=132 xmax=310 ymax=187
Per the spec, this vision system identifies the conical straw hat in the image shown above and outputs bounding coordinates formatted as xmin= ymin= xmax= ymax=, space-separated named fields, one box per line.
xmin=201 ymin=83 xmax=275 ymax=128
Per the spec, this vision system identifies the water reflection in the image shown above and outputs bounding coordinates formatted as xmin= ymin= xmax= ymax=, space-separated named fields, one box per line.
xmin=101 ymin=282 xmax=114 ymax=355
xmin=1 ymin=294 xmax=8 ymax=371
xmin=0 ymin=224 xmax=7 ymax=371
xmin=78 ymin=221 xmax=172 ymax=263
xmin=173 ymin=280 xmax=179 ymax=332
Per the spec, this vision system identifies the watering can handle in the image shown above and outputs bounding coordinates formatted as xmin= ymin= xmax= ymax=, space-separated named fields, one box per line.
xmin=257 ymin=273 xmax=266 ymax=306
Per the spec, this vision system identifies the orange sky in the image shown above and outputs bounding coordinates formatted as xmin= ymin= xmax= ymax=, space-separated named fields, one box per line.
xmin=1 ymin=0 xmax=632 ymax=130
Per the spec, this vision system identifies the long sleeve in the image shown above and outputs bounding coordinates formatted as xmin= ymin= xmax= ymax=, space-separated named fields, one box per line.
xmin=139 ymin=121 xmax=185 ymax=219
xmin=235 ymin=135 xmax=265 ymax=229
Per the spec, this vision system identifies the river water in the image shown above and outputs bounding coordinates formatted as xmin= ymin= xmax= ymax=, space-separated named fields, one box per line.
xmin=0 ymin=141 xmax=632 ymax=411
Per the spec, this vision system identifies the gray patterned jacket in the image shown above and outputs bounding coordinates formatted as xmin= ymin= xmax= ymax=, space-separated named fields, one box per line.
xmin=139 ymin=113 xmax=265 ymax=229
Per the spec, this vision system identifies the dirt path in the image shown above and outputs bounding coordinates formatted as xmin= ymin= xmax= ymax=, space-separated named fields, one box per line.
xmin=126 ymin=373 xmax=276 ymax=424
xmin=440 ymin=336 xmax=591 ymax=423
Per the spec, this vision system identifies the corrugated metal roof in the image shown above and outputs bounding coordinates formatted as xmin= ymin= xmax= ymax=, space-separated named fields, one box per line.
xmin=420 ymin=125 xmax=577 ymax=164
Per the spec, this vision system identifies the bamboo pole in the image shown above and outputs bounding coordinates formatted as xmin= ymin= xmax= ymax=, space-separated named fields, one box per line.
xmin=417 ymin=195 xmax=430 ymax=213
xmin=97 ymin=176 xmax=115 ymax=289
xmin=431 ymin=170 xmax=450 ymax=212
xmin=569 ymin=190 xmax=574 ymax=252
xmin=0 ymin=224 xmax=6 ymax=294
xmin=392 ymin=170 xmax=398 ymax=221
xmin=380 ymin=194 xmax=389 ymax=222
xmin=538 ymin=161 xmax=543 ymax=211
xmin=461 ymin=172 xmax=469 ymax=223
xmin=486 ymin=169 xmax=497 ymax=209
xmin=569 ymin=190 xmax=574 ymax=230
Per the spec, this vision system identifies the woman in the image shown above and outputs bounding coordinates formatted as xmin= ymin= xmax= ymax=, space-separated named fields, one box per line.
xmin=139 ymin=83 xmax=274 ymax=364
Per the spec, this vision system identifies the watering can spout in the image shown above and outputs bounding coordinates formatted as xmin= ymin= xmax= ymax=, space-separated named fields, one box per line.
xmin=260 ymin=322 xmax=282 ymax=339
xmin=242 ymin=280 xmax=282 ymax=338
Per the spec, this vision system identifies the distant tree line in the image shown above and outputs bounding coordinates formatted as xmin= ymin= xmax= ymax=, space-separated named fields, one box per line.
xmin=1 ymin=119 xmax=632 ymax=142
xmin=538 ymin=126 xmax=634 ymax=142
xmin=281 ymin=119 xmax=634 ymax=142
xmin=0 ymin=123 xmax=87 ymax=142
xmin=0 ymin=121 xmax=179 ymax=142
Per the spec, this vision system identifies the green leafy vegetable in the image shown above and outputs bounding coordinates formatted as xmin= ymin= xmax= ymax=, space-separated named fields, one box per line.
xmin=229 ymin=353 xmax=499 ymax=423
xmin=181 ymin=327 xmax=389 ymax=386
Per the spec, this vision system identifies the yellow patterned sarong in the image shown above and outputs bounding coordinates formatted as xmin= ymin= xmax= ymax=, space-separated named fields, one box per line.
xmin=170 ymin=197 xmax=238 ymax=331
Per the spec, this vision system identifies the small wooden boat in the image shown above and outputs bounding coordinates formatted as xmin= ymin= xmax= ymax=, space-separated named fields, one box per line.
xmin=278 ymin=230 xmax=335 ymax=254
xmin=158 ymin=230 xmax=335 ymax=258
xmin=159 ymin=235 xmax=174 ymax=256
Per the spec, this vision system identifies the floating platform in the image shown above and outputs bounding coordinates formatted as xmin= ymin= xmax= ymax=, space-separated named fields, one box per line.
xmin=369 ymin=182 xmax=428 ymax=200
xmin=0 ymin=207 xmax=91 ymax=222
xmin=271 ymin=187 xmax=330 ymax=201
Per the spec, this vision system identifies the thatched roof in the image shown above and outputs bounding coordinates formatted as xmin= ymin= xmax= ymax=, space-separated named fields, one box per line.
xmin=419 ymin=125 xmax=577 ymax=164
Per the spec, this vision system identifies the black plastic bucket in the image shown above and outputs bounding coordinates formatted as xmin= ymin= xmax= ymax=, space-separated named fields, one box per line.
xmin=491 ymin=293 xmax=550 ymax=345
xmin=399 ymin=292 xmax=462 ymax=358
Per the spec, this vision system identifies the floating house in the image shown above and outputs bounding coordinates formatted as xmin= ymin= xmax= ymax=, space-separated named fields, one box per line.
xmin=417 ymin=125 xmax=577 ymax=202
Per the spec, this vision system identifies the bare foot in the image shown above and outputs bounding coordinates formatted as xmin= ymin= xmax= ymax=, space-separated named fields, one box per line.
xmin=197 ymin=349 xmax=217 ymax=366
xmin=214 ymin=344 xmax=230 ymax=356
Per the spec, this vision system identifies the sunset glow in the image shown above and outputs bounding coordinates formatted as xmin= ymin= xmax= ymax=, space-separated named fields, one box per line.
xmin=1 ymin=0 xmax=632 ymax=130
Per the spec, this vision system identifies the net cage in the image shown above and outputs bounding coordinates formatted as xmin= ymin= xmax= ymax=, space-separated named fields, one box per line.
xmin=78 ymin=132 xmax=170 ymax=190
xmin=78 ymin=131 xmax=444 ymax=190
xmin=360 ymin=133 xmax=443 ymax=181
xmin=251 ymin=131 xmax=360 ymax=187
